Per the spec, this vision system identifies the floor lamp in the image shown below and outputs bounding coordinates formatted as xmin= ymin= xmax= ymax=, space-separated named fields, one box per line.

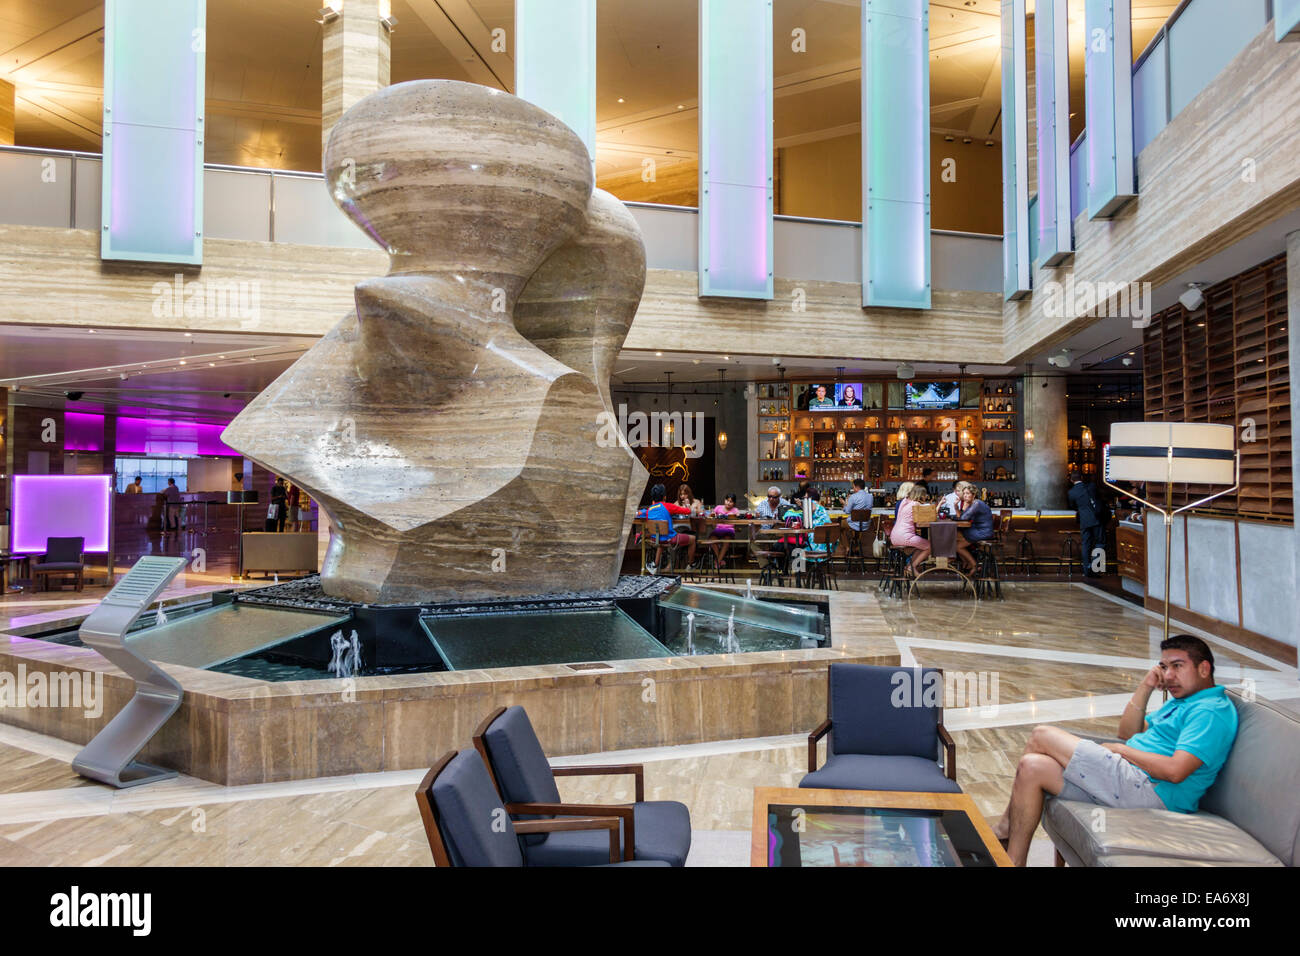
xmin=1103 ymin=422 xmax=1239 ymax=652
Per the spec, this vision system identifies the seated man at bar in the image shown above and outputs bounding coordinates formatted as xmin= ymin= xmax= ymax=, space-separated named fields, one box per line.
xmin=991 ymin=635 xmax=1239 ymax=867
xmin=755 ymin=486 xmax=791 ymax=528
xmin=953 ymin=483 xmax=994 ymax=573
xmin=637 ymin=483 xmax=695 ymax=574
xmin=845 ymin=478 xmax=874 ymax=530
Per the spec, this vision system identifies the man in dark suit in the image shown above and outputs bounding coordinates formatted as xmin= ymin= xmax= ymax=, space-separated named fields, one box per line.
xmin=1068 ymin=472 xmax=1111 ymax=577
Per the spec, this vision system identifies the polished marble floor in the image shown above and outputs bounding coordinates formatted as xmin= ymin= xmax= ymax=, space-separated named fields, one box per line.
xmin=0 ymin=581 xmax=1295 ymax=867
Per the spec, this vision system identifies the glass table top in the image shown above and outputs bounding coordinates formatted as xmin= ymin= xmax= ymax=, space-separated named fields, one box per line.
xmin=419 ymin=606 xmax=672 ymax=671
xmin=124 ymin=604 xmax=349 ymax=670
xmin=764 ymin=804 xmax=999 ymax=868
xmin=658 ymin=586 xmax=822 ymax=641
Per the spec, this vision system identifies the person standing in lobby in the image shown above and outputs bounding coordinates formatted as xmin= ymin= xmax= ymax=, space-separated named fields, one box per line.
xmin=163 ymin=478 xmax=182 ymax=533
xmin=126 ymin=475 xmax=143 ymax=494
xmin=268 ymin=477 xmax=288 ymax=532
xmin=1068 ymin=472 xmax=1111 ymax=578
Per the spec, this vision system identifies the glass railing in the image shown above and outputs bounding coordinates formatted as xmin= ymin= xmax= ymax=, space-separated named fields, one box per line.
xmin=0 ymin=145 xmax=1001 ymax=291
xmin=658 ymin=586 xmax=824 ymax=652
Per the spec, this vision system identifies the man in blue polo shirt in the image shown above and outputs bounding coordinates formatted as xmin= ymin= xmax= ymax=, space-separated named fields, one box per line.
xmin=991 ymin=634 xmax=1238 ymax=866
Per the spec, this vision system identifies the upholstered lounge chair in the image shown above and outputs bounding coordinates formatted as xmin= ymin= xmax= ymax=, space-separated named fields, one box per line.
xmin=33 ymin=536 xmax=85 ymax=592
xmin=415 ymin=749 xmax=669 ymax=867
xmin=473 ymin=706 xmax=692 ymax=867
xmin=801 ymin=663 xmax=961 ymax=793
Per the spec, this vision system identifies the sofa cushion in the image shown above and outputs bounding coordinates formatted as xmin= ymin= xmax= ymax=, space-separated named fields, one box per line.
xmin=1042 ymin=798 xmax=1283 ymax=867
xmin=799 ymin=753 xmax=962 ymax=794
xmin=829 ymin=663 xmax=943 ymax=760
xmin=523 ymin=800 xmax=691 ymax=867
xmin=1199 ymin=693 xmax=1300 ymax=867
xmin=1093 ymin=854 xmax=1282 ymax=867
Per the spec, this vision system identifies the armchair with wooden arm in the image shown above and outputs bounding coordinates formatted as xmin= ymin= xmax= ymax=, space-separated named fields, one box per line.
xmin=471 ymin=705 xmax=691 ymax=867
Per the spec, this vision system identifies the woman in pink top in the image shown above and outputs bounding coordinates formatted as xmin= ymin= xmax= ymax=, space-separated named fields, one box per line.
xmin=889 ymin=486 xmax=931 ymax=576
xmin=710 ymin=494 xmax=741 ymax=566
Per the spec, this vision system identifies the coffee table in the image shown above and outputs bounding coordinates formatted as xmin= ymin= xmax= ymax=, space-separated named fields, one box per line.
xmin=751 ymin=787 xmax=1012 ymax=867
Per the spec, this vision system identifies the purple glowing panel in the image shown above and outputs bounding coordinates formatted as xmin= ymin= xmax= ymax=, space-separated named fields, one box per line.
xmin=101 ymin=0 xmax=205 ymax=265
xmin=698 ymin=0 xmax=773 ymax=299
xmin=12 ymin=475 xmax=112 ymax=554
xmin=64 ymin=412 xmax=106 ymax=452
xmin=115 ymin=417 xmax=235 ymax=457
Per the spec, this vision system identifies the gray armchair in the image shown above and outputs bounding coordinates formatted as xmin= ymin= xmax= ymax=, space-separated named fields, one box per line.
xmin=414 ymin=749 xmax=669 ymax=867
xmin=473 ymin=706 xmax=692 ymax=866
xmin=33 ymin=536 xmax=85 ymax=592
xmin=801 ymin=663 xmax=961 ymax=793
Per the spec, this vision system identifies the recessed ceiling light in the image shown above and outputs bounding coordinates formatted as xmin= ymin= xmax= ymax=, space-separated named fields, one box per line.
xmin=655 ymin=351 xmax=663 ymax=356
xmin=87 ymin=329 xmax=96 ymax=334
xmin=677 ymin=104 xmax=684 ymax=110
xmin=179 ymin=360 xmax=186 ymax=365
xmin=184 ymin=332 xmax=192 ymax=337
xmin=209 ymin=362 xmax=216 ymax=367
xmin=617 ymin=97 xmax=625 ymax=103
xmin=219 ymin=355 xmax=226 ymax=359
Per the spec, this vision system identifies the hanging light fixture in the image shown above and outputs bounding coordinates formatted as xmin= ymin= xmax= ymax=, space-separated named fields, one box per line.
xmin=1024 ymin=428 xmax=1035 ymax=446
xmin=1081 ymin=424 xmax=1094 ymax=449
xmin=716 ymin=369 xmax=729 ymax=449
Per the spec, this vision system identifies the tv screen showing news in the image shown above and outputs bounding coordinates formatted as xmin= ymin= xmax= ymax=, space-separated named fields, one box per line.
xmin=804 ymin=383 xmax=863 ymax=411
xmin=905 ymin=381 xmax=960 ymax=410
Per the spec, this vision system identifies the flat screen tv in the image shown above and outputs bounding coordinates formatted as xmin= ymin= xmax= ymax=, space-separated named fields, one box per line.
xmin=905 ymin=381 xmax=960 ymax=410
xmin=803 ymin=383 xmax=863 ymax=411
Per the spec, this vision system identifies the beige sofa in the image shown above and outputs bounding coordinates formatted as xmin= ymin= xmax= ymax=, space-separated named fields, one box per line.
xmin=1043 ymin=690 xmax=1299 ymax=866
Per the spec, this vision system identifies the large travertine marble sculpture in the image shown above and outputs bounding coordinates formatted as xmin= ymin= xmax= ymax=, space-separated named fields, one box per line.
xmin=222 ymin=80 xmax=648 ymax=603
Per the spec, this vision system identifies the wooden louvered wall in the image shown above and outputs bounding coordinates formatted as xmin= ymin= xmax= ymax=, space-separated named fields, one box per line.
xmin=1142 ymin=254 xmax=1292 ymax=519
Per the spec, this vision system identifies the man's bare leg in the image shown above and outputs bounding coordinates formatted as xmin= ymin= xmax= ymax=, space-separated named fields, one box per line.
xmin=992 ymin=725 xmax=1084 ymax=849
xmin=1003 ymin=753 xmax=1065 ymax=866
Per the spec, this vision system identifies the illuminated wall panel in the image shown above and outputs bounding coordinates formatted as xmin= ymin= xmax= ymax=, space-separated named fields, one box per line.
xmin=1001 ymin=0 xmax=1031 ymax=298
xmin=515 ymin=0 xmax=597 ymax=158
xmin=699 ymin=0 xmax=773 ymax=300
xmin=862 ymin=0 xmax=930 ymax=309
xmin=1034 ymin=0 xmax=1072 ymax=267
xmin=12 ymin=475 xmax=112 ymax=554
xmin=1085 ymin=0 xmax=1136 ymax=219
xmin=101 ymin=0 xmax=205 ymax=264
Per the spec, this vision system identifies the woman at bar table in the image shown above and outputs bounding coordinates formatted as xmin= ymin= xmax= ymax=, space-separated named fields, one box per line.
xmin=954 ymin=484 xmax=995 ymax=574
xmin=889 ymin=485 xmax=931 ymax=577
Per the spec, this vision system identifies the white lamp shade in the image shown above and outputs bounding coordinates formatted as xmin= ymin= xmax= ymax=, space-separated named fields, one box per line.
xmin=1107 ymin=422 xmax=1236 ymax=485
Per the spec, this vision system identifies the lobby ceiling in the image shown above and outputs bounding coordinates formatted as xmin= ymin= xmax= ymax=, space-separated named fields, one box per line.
xmin=1 ymin=0 xmax=1178 ymax=176
xmin=0 ymin=326 xmax=312 ymax=422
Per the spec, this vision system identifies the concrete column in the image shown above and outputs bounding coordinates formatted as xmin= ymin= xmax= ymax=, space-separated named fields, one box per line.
xmin=1023 ymin=372 xmax=1067 ymax=509
xmin=321 ymin=0 xmax=391 ymax=154
xmin=0 ymin=79 xmax=14 ymax=146
xmin=1287 ymin=230 xmax=1300 ymax=669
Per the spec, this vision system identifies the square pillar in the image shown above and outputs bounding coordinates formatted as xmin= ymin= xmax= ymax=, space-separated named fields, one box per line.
xmin=322 ymin=0 xmax=392 ymax=153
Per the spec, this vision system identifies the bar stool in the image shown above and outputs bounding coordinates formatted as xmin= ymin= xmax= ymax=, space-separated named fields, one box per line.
xmin=1057 ymin=529 xmax=1079 ymax=580
xmin=1013 ymin=509 xmax=1042 ymax=574
xmin=749 ymin=523 xmax=788 ymax=588
xmin=846 ymin=509 xmax=873 ymax=574
xmin=804 ymin=523 xmax=842 ymax=591
xmin=974 ymin=541 xmax=1004 ymax=599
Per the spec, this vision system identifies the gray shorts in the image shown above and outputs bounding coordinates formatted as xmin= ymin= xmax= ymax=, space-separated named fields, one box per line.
xmin=1056 ymin=739 xmax=1166 ymax=810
